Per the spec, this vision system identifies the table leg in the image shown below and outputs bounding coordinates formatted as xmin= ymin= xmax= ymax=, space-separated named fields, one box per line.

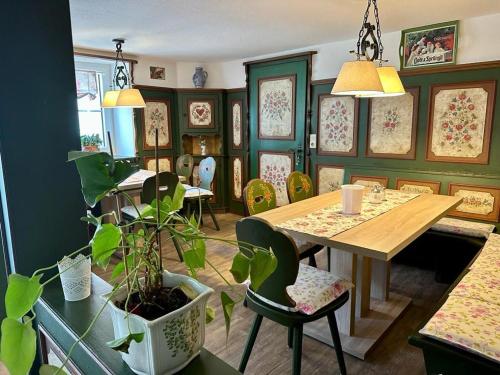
xmin=356 ymin=256 xmax=372 ymax=318
xmin=371 ymin=259 xmax=391 ymax=301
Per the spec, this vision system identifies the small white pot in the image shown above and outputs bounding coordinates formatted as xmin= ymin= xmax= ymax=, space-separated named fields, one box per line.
xmin=103 ymin=271 xmax=213 ymax=375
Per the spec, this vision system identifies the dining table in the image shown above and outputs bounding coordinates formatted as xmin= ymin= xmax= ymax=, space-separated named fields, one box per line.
xmin=254 ymin=188 xmax=462 ymax=359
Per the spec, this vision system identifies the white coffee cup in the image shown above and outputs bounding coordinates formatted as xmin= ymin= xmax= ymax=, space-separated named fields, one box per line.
xmin=341 ymin=184 xmax=364 ymax=215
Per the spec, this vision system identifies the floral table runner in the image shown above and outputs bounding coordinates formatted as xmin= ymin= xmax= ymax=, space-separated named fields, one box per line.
xmin=279 ymin=190 xmax=419 ymax=239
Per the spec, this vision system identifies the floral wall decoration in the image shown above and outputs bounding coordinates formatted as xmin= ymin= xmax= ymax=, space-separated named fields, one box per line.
xmin=258 ymin=151 xmax=293 ymax=206
xmin=231 ymin=100 xmax=242 ymax=149
xmin=316 ymin=165 xmax=345 ymax=195
xmin=232 ymin=156 xmax=243 ymax=201
xmin=367 ymin=87 xmax=419 ymax=159
xmin=188 ymin=100 xmax=215 ymax=128
xmin=448 ymin=183 xmax=500 ymax=222
xmin=318 ymin=95 xmax=358 ymax=156
xmin=349 ymin=175 xmax=389 ymax=188
xmin=143 ymin=99 xmax=172 ymax=150
xmin=426 ymin=81 xmax=495 ymax=164
xmin=258 ymin=75 xmax=296 ymax=140
xmin=396 ymin=178 xmax=441 ymax=194
xmin=144 ymin=156 xmax=172 ymax=172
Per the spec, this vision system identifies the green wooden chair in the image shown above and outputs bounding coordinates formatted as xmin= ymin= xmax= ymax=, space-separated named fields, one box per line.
xmin=243 ymin=179 xmax=322 ymax=267
xmin=175 ymin=154 xmax=194 ymax=182
xmin=236 ymin=216 xmax=349 ymax=375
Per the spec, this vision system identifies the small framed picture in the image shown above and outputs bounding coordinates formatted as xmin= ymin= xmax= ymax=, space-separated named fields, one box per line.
xmin=448 ymin=183 xmax=500 ymax=222
xmin=149 ymin=66 xmax=165 ymax=80
xmin=188 ymin=100 xmax=215 ymax=129
xmin=143 ymin=156 xmax=173 ymax=173
xmin=396 ymin=178 xmax=441 ymax=194
xmin=349 ymin=175 xmax=389 ymax=188
xmin=400 ymin=20 xmax=458 ymax=70
xmin=316 ymin=164 xmax=344 ymax=195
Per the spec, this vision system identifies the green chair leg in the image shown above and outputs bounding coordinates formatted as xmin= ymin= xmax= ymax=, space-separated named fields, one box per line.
xmin=327 ymin=311 xmax=347 ymax=375
xmin=292 ymin=324 xmax=303 ymax=375
xmin=288 ymin=326 xmax=294 ymax=348
xmin=239 ymin=314 xmax=263 ymax=373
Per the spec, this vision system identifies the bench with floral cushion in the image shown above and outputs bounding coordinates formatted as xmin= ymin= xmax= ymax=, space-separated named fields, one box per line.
xmin=431 ymin=217 xmax=496 ymax=239
xmin=409 ymin=233 xmax=500 ymax=375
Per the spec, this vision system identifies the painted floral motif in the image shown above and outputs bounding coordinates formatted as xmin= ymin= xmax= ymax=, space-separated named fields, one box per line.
xmin=319 ymin=96 xmax=355 ymax=153
xmin=382 ymin=108 xmax=400 ymax=133
xmin=163 ymin=306 xmax=201 ymax=358
xmin=246 ymin=181 xmax=274 ymax=214
xmin=259 ymin=77 xmax=294 ymax=138
xmin=145 ymin=102 xmax=169 ymax=148
xmin=431 ymin=217 xmax=495 ymax=239
xmin=233 ymin=157 xmax=242 ymax=200
xmin=450 ymin=268 xmax=500 ymax=306
xmin=454 ymin=189 xmax=495 ymax=215
xmin=259 ymin=153 xmax=292 ymax=206
xmin=232 ymin=102 xmax=242 ymax=147
xmin=469 ymin=233 xmax=500 ymax=272
xmin=317 ymin=166 xmax=344 ymax=195
xmin=431 ymin=88 xmax=488 ymax=158
xmin=146 ymin=158 xmax=171 ymax=172
xmin=189 ymin=102 xmax=212 ymax=127
xmin=400 ymin=184 xmax=434 ymax=194
xmin=280 ymin=190 xmax=419 ymax=239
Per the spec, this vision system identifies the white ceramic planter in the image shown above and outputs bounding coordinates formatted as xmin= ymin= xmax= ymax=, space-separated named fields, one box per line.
xmin=104 ymin=271 xmax=213 ymax=375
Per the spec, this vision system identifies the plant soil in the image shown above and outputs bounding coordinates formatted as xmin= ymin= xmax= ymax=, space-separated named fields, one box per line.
xmin=116 ymin=287 xmax=191 ymax=321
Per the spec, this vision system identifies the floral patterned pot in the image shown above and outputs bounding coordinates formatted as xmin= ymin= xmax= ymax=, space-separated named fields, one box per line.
xmin=103 ymin=271 xmax=213 ymax=375
xmin=83 ymin=145 xmax=99 ymax=152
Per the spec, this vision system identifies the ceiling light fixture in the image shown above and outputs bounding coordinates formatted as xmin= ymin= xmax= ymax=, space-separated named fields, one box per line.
xmin=102 ymin=38 xmax=145 ymax=108
xmin=331 ymin=0 xmax=405 ymax=98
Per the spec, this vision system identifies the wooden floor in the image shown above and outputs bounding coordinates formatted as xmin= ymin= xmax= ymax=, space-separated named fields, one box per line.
xmin=96 ymin=213 xmax=448 ymax=375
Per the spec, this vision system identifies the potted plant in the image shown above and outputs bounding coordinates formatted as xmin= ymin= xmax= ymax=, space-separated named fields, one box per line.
xmin=0 ymin=151 xmax=277 ymax=375
xmin=80 ymin=133 xmax=102 ymax=152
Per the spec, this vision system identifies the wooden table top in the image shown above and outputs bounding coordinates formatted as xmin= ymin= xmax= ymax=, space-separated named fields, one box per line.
xmin=254 ymin=190 xmax=462 ymax=261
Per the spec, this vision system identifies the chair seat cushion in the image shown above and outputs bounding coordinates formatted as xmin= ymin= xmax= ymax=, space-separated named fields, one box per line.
xmin=431 ymin=217 xmax=495 ymax=239
xmin=469 ymin=233 xmax=500 ymax=272
xmin=450 ymin=268 xmax=500 ymax=306
xmin=121 ymin=203 xmax=150 ymax=219
xmin=249 ymin=263 xmax=352 ymax=315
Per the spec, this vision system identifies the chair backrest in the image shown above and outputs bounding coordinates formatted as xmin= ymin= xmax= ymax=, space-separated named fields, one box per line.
xmin=286 ymin=171 xmax=314 ymax=203
xmin=236 ymin=216 xmax=299 ymax=307
xmin=243 ymin=179 xmax=277 ymax=216
xmin=141 ymin=172 xmax=179 ymax=203
xmin=198 ymin=157 xmax=216 ymax=190
xmin=176 ymin=154 xmax=194 ymax=178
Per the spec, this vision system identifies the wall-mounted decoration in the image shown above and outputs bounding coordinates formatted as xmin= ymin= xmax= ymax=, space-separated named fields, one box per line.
xmin=367 ymin=87 xmax=419 ymax=159
xmin=188 ymin=100 xmax=215 ymax=129
xmin=349 ymin=175 xmax=389 ymax=188
xmin=426 ymin=81 xmax=495 ymax=164
xmin=316 ymin=164 xmax=345 ymax=195
xmin=396 ymin=178 xmax=441 ymax=194
xmin=400 ymin=20 xmax=458 ymax=70
xmin=149 ymin=66 xmax=165 ymax=80
xmin=258 ymin=75 xmax=296 ymax=140
xmin=144 ymin=156 xmax=173 ymax=173
xmin=448 ymin=183 xmax=500 ymax=222
xmin=192 ymin=67 xmax=208 ymax=88
xmin=258 ymin=151 xmax=294 ymax=206
xmin=231 ymin=100 xmax=243 ymax=149
xmin=232 ymin=156 xmax=243 ymax=201
xmin=317 ymin=95 xmax=358 ymax=156
xmin=142 ymin=99 xmax=172 ymax=150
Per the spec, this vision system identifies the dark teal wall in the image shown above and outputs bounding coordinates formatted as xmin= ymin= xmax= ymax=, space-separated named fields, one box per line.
xmin=0 ymin=0 xmax=87 ymax=275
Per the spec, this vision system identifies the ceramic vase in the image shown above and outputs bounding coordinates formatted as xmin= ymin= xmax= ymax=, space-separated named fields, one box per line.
xmin=192 ymin=67 xmax=208 ymax=88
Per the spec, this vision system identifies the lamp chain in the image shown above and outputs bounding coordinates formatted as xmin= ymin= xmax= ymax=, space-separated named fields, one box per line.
xmin=373 ymin=0 xmax=384 ymax=64
xmin=356 ymin=0 xmax=372 ymax=60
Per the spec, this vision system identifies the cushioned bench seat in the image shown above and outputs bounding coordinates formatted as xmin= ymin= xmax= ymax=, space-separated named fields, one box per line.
xmin=431 ymin=217 xmax=496 ymax=239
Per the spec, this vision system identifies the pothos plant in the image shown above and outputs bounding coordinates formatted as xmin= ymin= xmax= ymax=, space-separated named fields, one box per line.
xmin=0 ymin=151 xmax=277 ymax=375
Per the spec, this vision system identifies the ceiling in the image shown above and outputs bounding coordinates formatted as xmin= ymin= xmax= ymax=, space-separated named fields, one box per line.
xmin=70 ymin=0 xmax=500 ymax=62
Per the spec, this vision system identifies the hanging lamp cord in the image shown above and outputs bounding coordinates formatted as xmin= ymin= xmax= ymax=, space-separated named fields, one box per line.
xmin=111 ymin=40 xmax=133 ymax=89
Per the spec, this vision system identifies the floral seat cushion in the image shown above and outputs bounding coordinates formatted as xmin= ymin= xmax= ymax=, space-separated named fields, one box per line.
xmin=450 ymin=268 xmax=500 ymax=306
xmin=469 ymin=233 xmax=500 ymax=272
xmin=249 ymin=263 xmax=352 ymax=315
xmin=420 ymin=295 xmax=500 ymax=363
xmin=431 ymin=217 xmax=495 ymax=239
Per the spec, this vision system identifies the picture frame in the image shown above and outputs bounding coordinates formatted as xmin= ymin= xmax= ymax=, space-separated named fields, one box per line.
xmin=317 ymin=94 xmax=359 ymax=156
xmin=400 ymin=20 xmax=458 ymax=70
xmin=143 ymin=156 xmax=173 ymax=173
xmin=149 ymin=66 xmax=165 ymax=80
xmin=349 ymin=175 xmax=389 ymax=188
xmin=426 ymin=80 xmax=496 ymax=164
xmin=142 ymin=99 xmax=172 ymax=150
xmin=396 ymin=178 xmax=441 ymax=194
xmin=448 ymin=183 xmax=500 ymax=222
xmin=258 ymin=150 xmax=294 ymax=206
xmin=316 ymin=164 xmax=345 ymax=195
xmin=367 ymin=87 xmax=419 ymax=159
xmin=231 ymin=156 xmax=244 ymax=201
xmin=258 ymin=74 xmax=296 ymax=140
xmin=231 ymin=99 xmax=243 ymax=149
xmin=187 ymin=99 xmax=215 ymax=129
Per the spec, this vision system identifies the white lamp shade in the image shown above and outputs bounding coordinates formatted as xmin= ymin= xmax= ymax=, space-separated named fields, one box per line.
xmin=357 ymin=66 xmax=405 ymax=98
xmin=101 ymin=90 xmax=120 ymax=108
xmin=115 ymin=89 xmax=146 ymax=108
xmin=331 ymin=60 xmax=383 ymax=96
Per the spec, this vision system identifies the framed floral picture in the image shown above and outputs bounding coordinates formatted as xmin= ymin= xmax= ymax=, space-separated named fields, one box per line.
xmin=316 ymin=164 xmax=345 ymax=195
xmin=317 ymin=95 xmax=359 ymax=156
xmin=258 ymin=75 xmax=296 ymax=140
xmin=188 ymin=99 xmax=215 ymax=129
xmin=144 ymin=156 xmax=173 ymax=173
xmin=231 ymin=156 xmax=243 ymax=201
xmin=258 ymin=151 xmax=294 ymax=206
xmin=142 ymin=99 xmax=172 ymax=150
xmin=426 ymin=81 xmax=496 ymax=164
xmin=231 ymin=100 xmax=243 ymax=149
xmin=448 ymin=183 xmax=500 ymax=222
xmin=367 ymin=87 xmax=419 ymax=159
xmin=349 ymin=175 xmax=389 ymax=188
xmin=396 ymin=178 xmax=441 ymax=194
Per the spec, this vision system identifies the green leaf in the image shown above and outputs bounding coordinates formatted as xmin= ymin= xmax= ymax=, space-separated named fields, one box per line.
xmin=5 ymin=274 xmax=43 ymax=320
xmin=249 ymin=248 xmax=277 ymax=292
xmin=183 ymin=239 xmax=206 ymax=272
xmin=171 ymin=183 xmax=186 ymax=211
xmin=91 ymin=223 xmax=122 ymax=268
xmin=205 ymin=306 xmax=215 ymax=324
xmin=220 ymin=292 xmax=235 ymax=340
xmin=106 ymin=332 xmax=144 ymax=353
xmin=68 ymin=151 xmax=138 ymax=207
xmin=230 ymin=252 xmax=251 ymax=284
xmin=39 ymin=364 xmax=68 ymax=375
xmin=0 ymin=318 xmax=36 ymax=375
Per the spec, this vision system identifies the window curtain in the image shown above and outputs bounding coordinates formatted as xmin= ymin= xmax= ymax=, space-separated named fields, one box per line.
xmin=75 ymin=69 xmax=98 ymax=99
